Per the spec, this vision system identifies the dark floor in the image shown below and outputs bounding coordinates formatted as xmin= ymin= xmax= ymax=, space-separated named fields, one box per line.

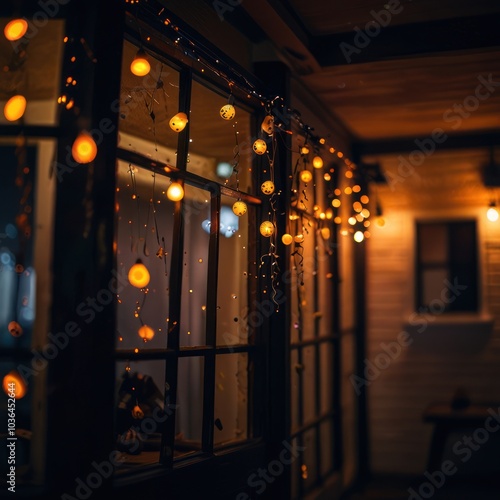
xmin=344 ymin=475 xmax=500 ymax=500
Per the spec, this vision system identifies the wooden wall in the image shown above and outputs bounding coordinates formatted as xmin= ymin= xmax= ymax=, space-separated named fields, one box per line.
xmin=367 ymin=206 xmax=500 ymax=474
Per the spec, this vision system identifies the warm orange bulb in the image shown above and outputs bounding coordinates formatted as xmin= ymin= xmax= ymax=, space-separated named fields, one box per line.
xmin=3 ymin=371 xmax=27 ymax=399
xmin=281 ymin=233 xmax=293 ymax=245
xmin=4 ymin=19 xmax=28 ymax=41
xmin=4 ymin=95 xmax=26 ymax=121
xmin=300 ymin=170 xmax=313 ymax=183
xmin=321 ymin=227 xmax=331 ymax=240
xmin=72 ymin=132 xmax=97 ymax=164
xmin=138 ymin=324 xmax=155 ymax=341
xmin=167 ymin=182 xmax=184 ymax=201
xmin=169 ymin=112 xmax=188 ymax=132
xmin=128 ymin=261 xmax=150 ymax=288
xmin=130 ymin=50 xmax=150 ymax=76
xmin=259 ymin=221 xmax=274 ymax=237
xmin=312 ymin=156 xmax=323 ymax=169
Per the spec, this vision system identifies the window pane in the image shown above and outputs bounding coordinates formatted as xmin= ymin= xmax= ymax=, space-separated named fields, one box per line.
xmin=302 ymin=346 xmax=316 ymax=425
xmin=419 ymin=223 xmax=447 ymax=263
xmin=320 ymin=342 xmax=333 ymax=414
xmin=302 ymin=428 xmax=317 ymax=491
xmin=180 ymin=184 xmax=211 ymax=347
xmin=115 ymin=162 xmax=172 ymax=350
xmin=189 ymin=80 xmax=252 ymax=192
xmin=291 ymin=348 xmax=300 ymax=432
xmin=175 ymin=356 xmax=204 ymax=457
xmin=114 ymin=360 xmax=166 ymax=470
xmin=0 ymin=145 xmax=37 ymax=350
xmin=291 ymin=437 xmax=301 ymax=500
xmin=118 ymin=40 xmax=180 ymax=157
xmin=320 ymin=420 xmax=334 ymax=476
xmin=217 ymin=195 xmax=251 ymax=346
xmin=214 ymin=353 xmax=248 ymax=445
xmin=422 ymin=268 xmax=448 ymax=306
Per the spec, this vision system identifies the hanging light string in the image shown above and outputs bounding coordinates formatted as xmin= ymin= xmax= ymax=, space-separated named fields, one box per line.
xmin=128 ymin=164 xmax=142 ymax=253
xmin=150 ymin=171 xmax=168 ymax=275
xmin=258 ymin=130 xmax=281 ymax=310
xmin=126 ymin=4 xmax=355 ymax=171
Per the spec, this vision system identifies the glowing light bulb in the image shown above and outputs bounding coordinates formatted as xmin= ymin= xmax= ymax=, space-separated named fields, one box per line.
xmin=167 ymin=182 xmax=184 ymax=201
xmin=2 ymin=371 xmax=27 ymax=399
xmin=354 ymin=231 xmax=364 ymax=243
xmin=282 ymin=233 xmax=293 ymax=245
xmin=312 ymin=156 xmax=323 ymax=169
xmin=4 ymin=19 xmax=28 ymax=41
xmin=220 ymin=104 xmax=236 ymax=120
xmin=259 ymin=221 xmax=274 ymax=237
xmin=130 ymin=49 xmax=150 ymax=76
xmin=487 ymin=206 xmax=499 ymax=222
xmin=232 ymin=200 xmax=247 ymax=216
xmin=72 ymin=132 xmax=97 ymax=164
xmin=300 ymin=170 xmax=313 ymax=183
xmin=138 ymin=324 xmax=155 ymax=341
xmin=128 ymin=260 xmax=150 ymax=288
xmin=169 ymin=112 xmax=188 ymax=132
xmin=253 ymin=139 xmax=267 ymax=155
xmin=300 ymin=146 xmax=309 ymax=155
xmin=4 ymin=95 xmax=26 ymax=121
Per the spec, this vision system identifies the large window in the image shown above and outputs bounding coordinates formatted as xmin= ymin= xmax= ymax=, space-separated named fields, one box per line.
xmin=416 ymin=220 xmax=478 ymax=312
xmin=113 ymin=39 xmax=261 ymax=473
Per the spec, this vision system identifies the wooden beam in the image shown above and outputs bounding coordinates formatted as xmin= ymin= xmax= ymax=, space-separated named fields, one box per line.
xmin=312 ymin=14 xmax=500 ymax=66
xmin=353 ymin=130 xmax=500 ymax=156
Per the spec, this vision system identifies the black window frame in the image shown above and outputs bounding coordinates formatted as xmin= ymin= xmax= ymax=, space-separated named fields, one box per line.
xmin=415 ymin=219 xmax=479 ymax=313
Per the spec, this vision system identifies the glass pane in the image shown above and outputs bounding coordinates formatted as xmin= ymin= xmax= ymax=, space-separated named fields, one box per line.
xmin=118 ymin=40 xmax=180 ymax=158
xmin=317 ymin=244 xmax=333 ymax=337
xmin=291 ymin=437 xmax=301 ymax=500
xmin=189 ymin=80 xmax=252 ymax=192
xmin=114 ymin=360 xmax=166 ymax=470
xmin=175 ymin=356 xmax=204 ymax=457
xmin=214 ymin=353 xmax=248 ymax=445
xmin=180 ymin=184 xmax=211 ymax=347
xmin=300 ymin=224 xmax=317 ymax=341
xmin=302 ymin=428 xmax=317 ymax=491
xmin=302 ymin=346 xmax=316 ymax=425
xmin=216 ymin=195 xmax=251 ymax=346
xmin=419 ymin=223 xmax=447 ymax=263
xmin=422 ymin=268 xmax=448 ymax=306
xmin=0 ymin=20 xmax=63 ymax=126
xmin=290 ymin=250 xmax=300 ymax=344
xmin=320 ymin=342 xmax=333 ymax=414
xmin=320 ymin=419 xmax=334 ymax=476
xmin=115 ymin=162 xmax=172 ymax=350
xmin=0 ymin=145 xmax=37 ymax=350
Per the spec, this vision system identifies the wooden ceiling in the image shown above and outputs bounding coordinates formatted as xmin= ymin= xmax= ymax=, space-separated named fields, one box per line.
xmin=235 ymin=0 xmax=500 ymax=209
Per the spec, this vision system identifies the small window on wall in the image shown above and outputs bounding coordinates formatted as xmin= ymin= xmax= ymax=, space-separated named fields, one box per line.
xmin=416 ymin=220 xmax=478 ymax=313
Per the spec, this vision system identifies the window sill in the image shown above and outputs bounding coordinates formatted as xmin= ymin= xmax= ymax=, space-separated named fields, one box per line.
xmin=404 ymin=312 xmax=494 ymax=334
xmin=403 ymin=313 xmax=494 ymax=354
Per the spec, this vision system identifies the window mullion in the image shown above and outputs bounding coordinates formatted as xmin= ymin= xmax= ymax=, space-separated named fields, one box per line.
xmin=201 ymin=190 xmax=221 ymax=453
xmin=161 ymin=67 xmax=192 ymax=466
